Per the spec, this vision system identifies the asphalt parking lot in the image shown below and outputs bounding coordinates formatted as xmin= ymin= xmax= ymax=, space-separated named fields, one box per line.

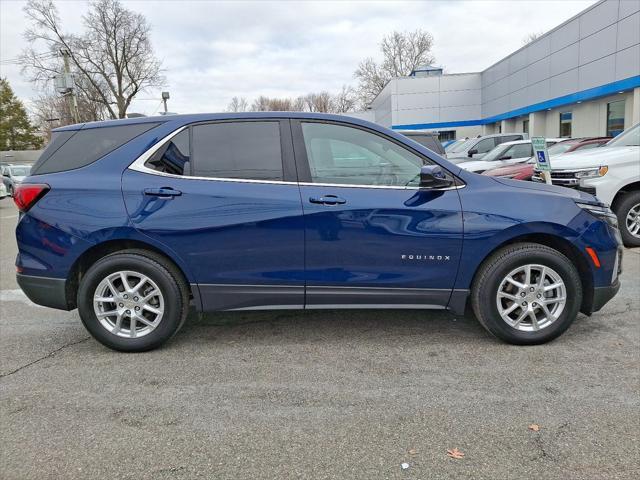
xmin=0 ymin=198 xmax=638 ymax=480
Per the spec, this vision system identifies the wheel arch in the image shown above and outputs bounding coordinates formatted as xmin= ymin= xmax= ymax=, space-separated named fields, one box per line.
xmin=611 ymin=181 xmax=640 ymax=210
xmin=469 ymin=233 xmax=594 ymax=315
xmin=65 ymin=238 xmax=195 ymax=310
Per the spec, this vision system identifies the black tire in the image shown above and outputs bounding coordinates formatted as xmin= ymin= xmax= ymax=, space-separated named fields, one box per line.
xmin=471 ymin=243 xmax=582 ymax=345
xmin=77 ymin=249 xmax=190 ymax=352
xmin=614 ymin=191 xmax=640 ymax=248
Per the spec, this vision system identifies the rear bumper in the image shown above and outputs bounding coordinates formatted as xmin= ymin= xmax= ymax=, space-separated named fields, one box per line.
xmin=16 ymin=273 xmax=71 ymax=311
xmin=590 ymin=280 xmax=621 ymax=313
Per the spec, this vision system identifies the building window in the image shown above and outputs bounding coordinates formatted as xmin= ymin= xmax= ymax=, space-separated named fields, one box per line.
xmin=438 ymin=130 xmax=455 ymax=141
xmin=496 ymin=122 xmax=501 ymax=133
xmin=559 ymin=111 xmax=572 ymax=137
xmin=523 ymin=119 xmax=529 ymax=135
xmin=607 ymin=100 xmax=625 ymax=137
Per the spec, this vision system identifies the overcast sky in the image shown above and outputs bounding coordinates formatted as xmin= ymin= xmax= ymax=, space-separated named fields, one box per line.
xmin=1 ymin=0 xmax=596 ymax=115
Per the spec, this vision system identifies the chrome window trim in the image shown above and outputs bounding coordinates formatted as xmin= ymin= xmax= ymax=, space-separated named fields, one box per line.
xmin=128 ymin=125 xmax=465 ymax=191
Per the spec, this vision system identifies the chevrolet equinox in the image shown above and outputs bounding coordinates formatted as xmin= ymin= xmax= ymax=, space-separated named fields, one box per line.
xmin=14 ymin=113 xmax=622 ymax=351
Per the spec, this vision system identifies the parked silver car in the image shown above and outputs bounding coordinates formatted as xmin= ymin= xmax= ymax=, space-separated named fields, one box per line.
xmin=446 ymin=133 xmax=528 ymax=163
xmin=1 ymin=164 xmax=31 ymax=196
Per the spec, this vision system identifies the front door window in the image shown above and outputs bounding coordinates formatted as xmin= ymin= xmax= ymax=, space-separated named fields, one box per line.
xmin=301 ymin=122 xmax=429 ymax=187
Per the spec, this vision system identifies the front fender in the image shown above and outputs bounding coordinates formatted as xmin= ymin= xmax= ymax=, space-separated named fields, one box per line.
xmin=453 ymin=219 xmax=585 ymax=290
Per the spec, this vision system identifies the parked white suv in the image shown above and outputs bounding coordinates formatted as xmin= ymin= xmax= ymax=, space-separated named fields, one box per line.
xmin=533 ymin=123 xmax=640 ymax=247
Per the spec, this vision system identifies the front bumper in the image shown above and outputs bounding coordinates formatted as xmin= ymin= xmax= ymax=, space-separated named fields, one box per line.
xmin=591 ymin=280 xmax=621 ymax=313
xmin=17 ymin=273 xmax=71 ymax=310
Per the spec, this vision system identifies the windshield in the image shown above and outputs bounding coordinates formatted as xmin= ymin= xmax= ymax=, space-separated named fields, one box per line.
xmin=480 ymin=144 xmax=511 ymax=162
xmin=607 ymin=123 xmax=640 ymax=147
xmin=9 ymin=166 xmax=31 ymax=176
xmin=547 ymin=142 xmax=574 ymax=156
xmin=445 ymin=139 xmax=465 ymax=152
xmin=448 ymin=138 xmax=475 ymax=153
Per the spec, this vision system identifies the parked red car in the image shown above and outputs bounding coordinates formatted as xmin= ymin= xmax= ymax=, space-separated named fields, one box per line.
xmin=484 ymin=137 xmax=611 ymax=180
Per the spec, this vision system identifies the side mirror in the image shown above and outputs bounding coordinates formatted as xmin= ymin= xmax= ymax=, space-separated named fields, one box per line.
xmin=419 ymin=165 xmax=453 ymax=189
xmin=467 ymin=149 xmax=478 ymax=157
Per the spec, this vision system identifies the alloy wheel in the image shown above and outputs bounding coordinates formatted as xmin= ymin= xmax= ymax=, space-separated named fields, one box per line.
xmin=626 ymin=203 xmax=640 ymax=238
xmin=496 ymin=264 xmax=566 ymax=332
xmin=93 ymin=270 xmax=164 ymax=338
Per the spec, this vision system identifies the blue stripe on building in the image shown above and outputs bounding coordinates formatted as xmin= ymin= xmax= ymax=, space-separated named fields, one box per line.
xmin=392 ymin=75 xmax=640 ymax=131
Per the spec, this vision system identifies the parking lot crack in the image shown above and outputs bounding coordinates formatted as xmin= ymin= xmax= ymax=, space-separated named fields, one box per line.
xmin=0 ymin=336 xmax=91 ymax=380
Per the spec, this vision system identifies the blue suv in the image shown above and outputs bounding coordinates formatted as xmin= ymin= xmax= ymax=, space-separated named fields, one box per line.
xmin=14 ymin=113 xmax=622 ymax=351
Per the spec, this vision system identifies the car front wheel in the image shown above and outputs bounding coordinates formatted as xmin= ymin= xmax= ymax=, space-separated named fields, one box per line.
xmin=471 ymin=243 xmax=582 ymax=345
xmin=615 ymin=191 xmax=640 ymax=247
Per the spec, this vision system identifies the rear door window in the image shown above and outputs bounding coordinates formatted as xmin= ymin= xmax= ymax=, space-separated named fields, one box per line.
xmin=191 ymin=122 xmax=283 ymax=181
xmin=32 ymin=123 xmax=160 ymax=175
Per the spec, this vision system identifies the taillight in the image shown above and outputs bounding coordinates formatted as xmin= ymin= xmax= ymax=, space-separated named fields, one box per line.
xmin=13 ymin=184 xmax=50 ymax=212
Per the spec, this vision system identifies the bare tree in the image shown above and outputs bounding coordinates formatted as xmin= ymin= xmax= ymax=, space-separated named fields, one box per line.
xmin=21 ymin=0 xmax=164 ymax=120
xmin=250 ymin=96 xmax=304 ymax=111
xmin=303 ymin=91 xmax=333 ymax=113
xmin=250 ymin=96 xmax=271 ymax=111
xmin=238 ymin=87 xmax=356 ymax=114
xmin=31 ymin=83 xmax=109 ymax=139
xmin=226 ymin=96 xmax=249 ymax=112
xmin=332 ymin=85 xmax=357 ymax=113
xmin=354 ymin=30 xmax=435 ymax=107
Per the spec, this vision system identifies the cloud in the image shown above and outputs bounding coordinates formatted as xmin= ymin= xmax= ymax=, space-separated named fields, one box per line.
xmin=1 ymin=0 xmax=595 ymax=115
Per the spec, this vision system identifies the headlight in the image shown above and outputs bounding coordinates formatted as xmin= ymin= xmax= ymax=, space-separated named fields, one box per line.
xmin=574 ymin=166 xmax=608 ymax=179
xmin=576 ymin=202 xmax=618 ymax=229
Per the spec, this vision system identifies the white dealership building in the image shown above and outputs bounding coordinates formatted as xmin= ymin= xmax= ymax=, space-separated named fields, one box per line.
xmin=354 ymin=0 xmax=640 ymax=141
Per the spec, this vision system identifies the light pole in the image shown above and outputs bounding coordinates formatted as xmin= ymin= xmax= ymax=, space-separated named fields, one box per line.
xmin=161 ymin=91 xmax=170 ymax=114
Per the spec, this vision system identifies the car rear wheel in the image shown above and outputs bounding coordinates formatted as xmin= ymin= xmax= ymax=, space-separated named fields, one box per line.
xmin=471 ymin=243 xmax=582 ymax=345
xmin=77 ymin=249 xmax=189 ymax=352
xmin=614 ymin=191 xmax=640 ymax=247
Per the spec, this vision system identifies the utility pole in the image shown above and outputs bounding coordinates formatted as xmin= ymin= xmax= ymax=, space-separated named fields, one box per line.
xmin=59 ymin=48 xmax=80 ymax=124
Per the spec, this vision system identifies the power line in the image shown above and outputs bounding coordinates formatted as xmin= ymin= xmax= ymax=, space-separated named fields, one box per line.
xmin=0 ymin=52 xmax=57 ymax=65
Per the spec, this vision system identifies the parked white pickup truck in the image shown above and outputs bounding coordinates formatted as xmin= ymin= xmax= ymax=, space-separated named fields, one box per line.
xmin=533 ymin=123 xmax=640 ymax=247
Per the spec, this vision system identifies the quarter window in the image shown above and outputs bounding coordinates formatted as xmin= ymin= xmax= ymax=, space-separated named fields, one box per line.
xmin=301 ymin=122 xmax=429 ymax=187
xmin=191 ymin=122 xmax=283 ymax=181
xmin=145 ymin=130 xmax=190 ymax=175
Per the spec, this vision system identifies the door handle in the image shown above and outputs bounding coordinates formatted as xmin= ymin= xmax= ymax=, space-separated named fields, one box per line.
xmin=309 ymin=195 xmax=346 ymax=205
xmin=143 ymin=187 xmax=182 ymax=197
